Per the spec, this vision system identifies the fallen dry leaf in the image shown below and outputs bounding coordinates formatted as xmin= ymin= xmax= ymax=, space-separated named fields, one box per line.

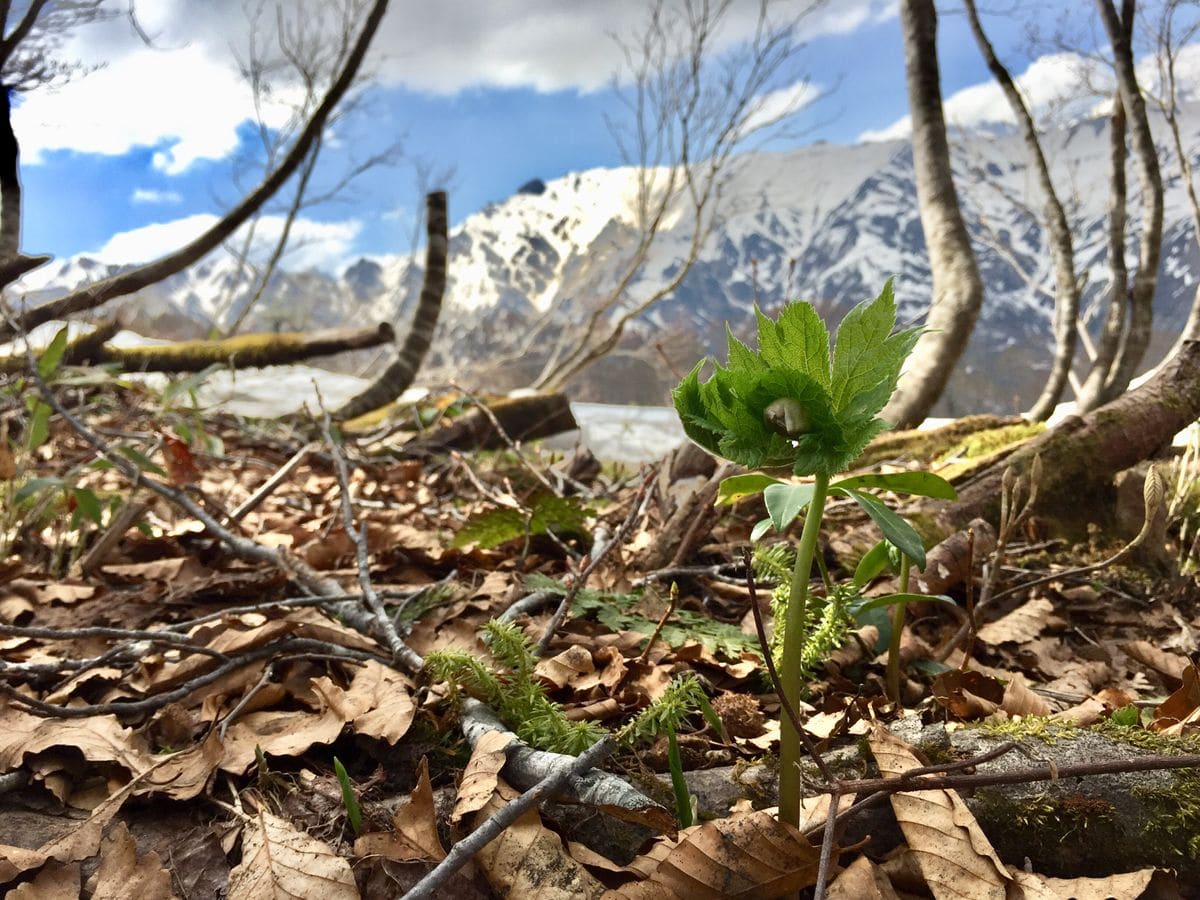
xmin=227 ymin=808 xmax=357 ymax=900
xmin=1123 ymin=640 xmax=1190 ymax=682
xmin=0 ymin=709 xmax=148 ymax=777
xmin=827 ymin=854 xmax=901 ymax=900
xmin=931 ymin=669 xmax=1004 ymax=719
xmin=86 ymin=821 xmax=175 ymax=899
xmin=976 ymin=597 xmax=1053 ymax=646
xmin=613 ymin=810 xmax=820 ymax=899
xmin=471 ymin=779 xmax=605 ymax=899
xmin=868 ymin=724 xmax=1011 ymax=900
xmin=6 ymin=860 xmax=81 ymax=898
xmin=1000 ymin=673 xmax=1051 ymax=717
xmin=451 ymin=729 xmax=513 ymax=825
xmin=1007 ymin=866 xmax=1157 ymax=899
xmin=1151 ymin=664 xmax=1200 ymax=733
xmin=344 ymin=659 xmax=416 ymax=745
xmin=536 ymin=645 xmax=596 ymax=691
xmin=354 ymin=757 xmax=445 ymax=862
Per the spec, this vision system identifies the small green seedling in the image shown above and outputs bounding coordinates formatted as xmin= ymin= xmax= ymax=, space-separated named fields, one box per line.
xmin=672 ymin=280 xmax=957 ymax=829
xmin=333 ymin=756 xmax=363 ymax=834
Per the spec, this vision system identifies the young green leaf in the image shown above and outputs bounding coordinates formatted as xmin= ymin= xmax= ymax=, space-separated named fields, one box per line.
xmin=333 ymin=757 xmax=362 ymax=834
xmin=717 ymin=473 xmax=781 ymax=506
xmin=853 ymin=539 xmax=892 ymax=589
xmin=831 ymin=471 xmax=957 ymax=500
xmin=750 ymin=517 xmax=773 ymax=542
xmin=833 ymin=487 xmax=926 ymax=569
xmin=36 ymin=326 xmax=70 ymax=380
xmin=764 ymin=482 xmax=815 ymax=533
xmin=71 ymin=488 xmax=104 ymax=526
xmin=850 ymin=592 xmax=956 ymax=613
xmin=25 ymin=399 xmax=51 ymax=451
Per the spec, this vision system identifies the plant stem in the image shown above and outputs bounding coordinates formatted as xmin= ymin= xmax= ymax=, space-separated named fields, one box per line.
xmin=778 ymin=470 xmax=829 ymax=828
xmin=886 ymin=554 xmax=912 ymax=703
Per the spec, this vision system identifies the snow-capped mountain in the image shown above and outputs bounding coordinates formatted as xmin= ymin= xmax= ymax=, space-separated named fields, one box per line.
xmin=13 ymin=104 xmax=1200 ymax=414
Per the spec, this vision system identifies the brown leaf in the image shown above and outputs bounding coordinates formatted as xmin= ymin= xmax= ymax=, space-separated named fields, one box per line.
xmin=868 ymin=724 xmax=1011 ymax=900
xmin=613 ymin=811 xmax=820 ymax=899
xmin=227 ymin=808 xmax=357 ymax=900
xmin=451 ymin=729 xmax=513 ymax=825
xmin=161 ymin=432 xmax=201 ymax=486
xmin=468 ymin=780 xmax=605 ymax=898
xmin=1151 ymin=664 xmax=1200 ymax=733
xmin=1123 ymin=640 xmax=1190 ymax=682
xmin=87 ymin=821 xmax=175 ymax=900
xmin=1000 ymin=673 xmax=1051 ymax=717
xmin=354 ymin=757 xmax=445 ymax=863
xmin=343 ymin=660 xmax=416 ymax=745
xmin=827 ymin=855 xmax=901 ymax=900
xmin=931 ymin=670 xmax=1004 ymax=719
xmin=134 ymin=731 xmax=224 ymax=801
xmin=536 ymin=645 xmax=596 ymax=691
xmin=976 ymin=597 xmax=1053 ymax=646
xmin=1007 ymin=867 xmax=1157 ymax=899
xmin=0 ymin=709 xmax=148 ymax=777
xmin=6 ymin=861 xmax=80 ymax=898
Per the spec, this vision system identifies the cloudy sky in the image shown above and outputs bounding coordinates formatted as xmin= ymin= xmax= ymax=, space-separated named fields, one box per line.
xmin=9 ymin=0 xmax=1192 ymax=273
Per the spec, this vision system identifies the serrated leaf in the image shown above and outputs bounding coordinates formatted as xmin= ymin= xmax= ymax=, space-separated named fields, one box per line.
xmin=830 ymin=279 xmax=920 ymax=418
xmin=764 ymin=482 xmax=815 ymax=533
xmin=831 ymin=471 xmax=957 ymax=500
xmin=756 ymin=303 xmax=830 ymax=387
xmin=452 ymin=507 xmax=526 ymax=549
xmin=36 ymin=326 xmax=70 ymax=380
xmin=717 ymin=473 xmax=781 ymax=506
xmin=835 ymin=487 xmax=926 ymax=569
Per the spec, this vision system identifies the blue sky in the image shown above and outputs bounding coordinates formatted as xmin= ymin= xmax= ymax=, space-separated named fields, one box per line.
xmin=8 ymin=0 xmax=1166 ymax=273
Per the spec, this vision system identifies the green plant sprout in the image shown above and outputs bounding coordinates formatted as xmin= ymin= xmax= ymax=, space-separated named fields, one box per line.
xmin=333 ymin=756 xmax=363 ymax=834
xmin=672 ymin=280 xmax=957 ymax=829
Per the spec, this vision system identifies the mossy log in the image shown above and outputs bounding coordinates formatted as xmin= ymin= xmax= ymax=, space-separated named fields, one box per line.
xmin=0 ymin=322 xmax=396 ymax=374
xmin=638 ymin=720 xmax=1200 ymax=883
xmin=402 ymin=392 xmax=578 ymax=453
xmin=923 ymin=341 xmax=1200 ymax=535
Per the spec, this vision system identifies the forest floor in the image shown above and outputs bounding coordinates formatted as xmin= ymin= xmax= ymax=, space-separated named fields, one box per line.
xmin=2 ymin=381 xmax=1200 ymax=899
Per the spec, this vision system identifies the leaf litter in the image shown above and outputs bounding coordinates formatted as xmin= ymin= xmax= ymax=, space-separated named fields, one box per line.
xmin=1 ymin=383 xmax=1199 ymax=897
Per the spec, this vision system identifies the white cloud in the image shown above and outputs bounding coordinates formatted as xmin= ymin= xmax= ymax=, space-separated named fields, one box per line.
xmin=739 ymin=80 xmax=821 ymax=137
xmin=369 ymin=0 xmax=896 ymax=94
xmin=131 ymin=188 xmax=183 ymax=205
xmin=860 ymin=52 xmax=1102 ymax=142
xmin=14 ymin=42 xmax=297 ymax=174
xmin=92 ymin=213 xmax=362 ymax=272
xmin=8 ymin=0 xmax=895 ymax=171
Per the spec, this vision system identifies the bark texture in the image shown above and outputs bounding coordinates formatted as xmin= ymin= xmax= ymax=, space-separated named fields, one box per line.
xmin=335 ymin=191 xmax=447 ymax=421
xmin=1084 ymin=0 xmax=1164 ymax=408
xmin=882 ymin=0 xmax=984 ymax=429
xmin=0 ymin=322 xmax=397 ymax=375
xmin=963 ymin=1 xmax=1080 ymax=421
xmin=402 ymin=393 xmax=578 ymax=454
xmin=0 ymin=84 xmax=19 ymax=258
xmin=928 ymin=340 xmax=1200 ymax=532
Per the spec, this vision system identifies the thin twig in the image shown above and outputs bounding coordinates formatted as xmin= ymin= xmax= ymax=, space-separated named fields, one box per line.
xmin=223 ymin=441 xmax=316 ymax=524
xmin=813 ymin=787 xmax=840 ymax=900
xmin=402 ymin=735 xmax=616 ymax=900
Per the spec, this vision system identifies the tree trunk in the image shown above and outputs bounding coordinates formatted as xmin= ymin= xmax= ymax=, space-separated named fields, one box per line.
xmin=962 ymin=1 xmax=1081 ymax=422
xmin=882 ymin=0 xmax=984 ymax=429
xmin=928 ymin=340 xmax=1200 ymax=533
xmin=0 ymin=84 xmax=20 ymax=258
xmin=1091 ymin=0 xmax=1164 ymax=407
xmin=401 ymin=393 xmax=578 ymax=454
xmin=335 ymin=191 xmax=448 ymax=421
xmin=1077 ymin=90 xmax=1130 ymax=412
xmin=0 ymin=322 xmax=397 ymax=375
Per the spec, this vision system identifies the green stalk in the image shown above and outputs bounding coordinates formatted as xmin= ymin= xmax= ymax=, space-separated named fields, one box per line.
xmin=666 ymin=727 xmax=693 ymax=827
xmin=885 ymin=554 xmax=912 ymax=703
xmin=778 ymin=471 xmax=829 ymax=828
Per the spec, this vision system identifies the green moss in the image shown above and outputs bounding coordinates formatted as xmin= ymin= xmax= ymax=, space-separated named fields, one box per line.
xmin=978 ymin=716 xmax=1078 ymax=745
xmin=943 ymin=421 xmax=1045 ymax=462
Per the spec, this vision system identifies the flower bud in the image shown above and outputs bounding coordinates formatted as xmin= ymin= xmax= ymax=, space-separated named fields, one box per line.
xmin=764 ymin=398 xmax=810 ymax=438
